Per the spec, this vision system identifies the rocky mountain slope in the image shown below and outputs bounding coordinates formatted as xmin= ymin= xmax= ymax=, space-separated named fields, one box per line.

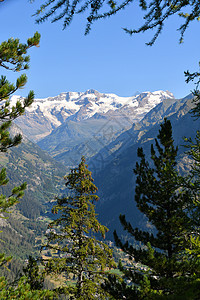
xmin=1 ymin=125 xmax=66 ymax=217
xmin=13 ymin=89 xmax=174 ymax=141
xmin=91 ymin=95 xmax=199 ymax=240
xmin=89 ymin=94 xmax=194 ymax=174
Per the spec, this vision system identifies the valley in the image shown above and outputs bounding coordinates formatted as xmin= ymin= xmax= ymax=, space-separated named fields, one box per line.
xmin=1 ymin=88 xmax=198 ymax=281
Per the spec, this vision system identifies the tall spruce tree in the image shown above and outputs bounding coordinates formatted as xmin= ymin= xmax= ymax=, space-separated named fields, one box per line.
xmin=106 ymin=119 xmax=199 ymax=299
xmin=43 ymin=157 xmax=115 ymax=299
xmin=181 ymin=129 xmax=200 ymax=296
xmin=180 ymin=99 xmax=200 ymax=293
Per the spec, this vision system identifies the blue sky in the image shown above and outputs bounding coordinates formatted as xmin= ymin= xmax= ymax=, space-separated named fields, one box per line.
xmin=1 ymin=0 xmax=200 ymax=99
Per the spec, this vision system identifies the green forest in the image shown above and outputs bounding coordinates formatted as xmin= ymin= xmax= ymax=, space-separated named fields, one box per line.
xmin=0 ymin=0 xmax=200 ymax=299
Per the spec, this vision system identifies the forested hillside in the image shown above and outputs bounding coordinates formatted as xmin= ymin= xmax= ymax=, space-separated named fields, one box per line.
xmin=0 ymin=124 xmax=66 ymax=279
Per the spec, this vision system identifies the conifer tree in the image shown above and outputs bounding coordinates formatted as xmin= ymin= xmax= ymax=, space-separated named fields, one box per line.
xmin=0 ymin=32 xmax=40 ymax=151
xmin=23 ymin=256 xmax=45 ymax=291
xmin=0 ymin=276 xmax=54 ymax=300
xmin=0 ymin=26 xmax=51 ymax=300
xmin=34 ymin=0 xmax=200 ymax=42
xmin=0 ymin=32 xmax=41 ymax=269
xmin=43 ymin=157 xmax=115 ymax=299
xmin=0 ymin=31 xmax=56 ymax=297
xmin=180 ymin=129 xmax=200 ymax=297
xmin=106 ymin=119 xmax=199 ymax=299
xmin=0 ymin=32 xmax=41 ymax=218
xmin=0 ymin=5 xmax=54 ymax=299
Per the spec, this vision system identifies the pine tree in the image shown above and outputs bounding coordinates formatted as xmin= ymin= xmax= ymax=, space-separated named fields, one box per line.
xmin=0 ymin=31 xmax=56 ymax=298
xmin=0 ymin=32 xmax=41 ymax=269
xmin=0 ymin=276 xmax=54 ymax=299
xmin=106 ymin=119 xmax=199 ymax=299
xmin=0 ymin=32 xmax=40 ymax=151
xmin=0 ymin=5 xmax=55 ymax=299
xmin=0 ymin=32 xmax=41 ymax=218
xmin=179 ymin=129 xmax=200 ymax=299
xmin=23 ymin=256 xmax=45 ymax=291
xmin=42 ymin=157 xmax=115 ymax=299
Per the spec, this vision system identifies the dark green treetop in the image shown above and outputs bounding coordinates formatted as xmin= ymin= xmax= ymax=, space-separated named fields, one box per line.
xmin=184 ymin=66 xmax=200 ymax=119
xmin=0 ymin=32 xmax=40 ymax=71
xmin=23 ymin=256 xmax=45 ymax=291
xmin=43 ymin=157 xmax=115 ymax=299
xmin=105 ymin=119 xmax=199 ymax=299
xmin=182 ymin=130 xmax=200 ymax=280
xmin=0 ymin=275 xmax=54 ymax=300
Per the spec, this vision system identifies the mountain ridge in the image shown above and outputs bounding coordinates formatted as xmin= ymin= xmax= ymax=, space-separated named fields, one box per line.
xmin=12 ymin=89 xmax=174 ymax=143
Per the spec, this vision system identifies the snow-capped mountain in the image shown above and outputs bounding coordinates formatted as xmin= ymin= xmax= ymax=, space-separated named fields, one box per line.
xmin=13 ymin=89 xmax=174 ymax=142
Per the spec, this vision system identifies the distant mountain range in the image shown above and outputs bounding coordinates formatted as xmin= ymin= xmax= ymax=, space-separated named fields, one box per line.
xmin=12 ymin=89 xmax=174 ymax=168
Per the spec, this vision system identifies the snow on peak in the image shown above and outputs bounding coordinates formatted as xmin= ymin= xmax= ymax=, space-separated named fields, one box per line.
xmin=11 ymin=89 xmax=174 ymax=127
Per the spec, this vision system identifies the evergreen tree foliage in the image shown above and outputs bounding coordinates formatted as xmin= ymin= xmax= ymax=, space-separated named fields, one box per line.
xmin=0 ymin=168 xmax=27 ymax=216
xmin=20 ymin=256 xmax=57 ymax=299
xmin=42 ymin=157 xmax=115 ymax=299
xmin=23 ymin=256 xmax=45 ymax=291
xmin=0 ymin=276 xmax=54 ymax=299
xmin=34 ymin=0 xmax=200 ymax=42
xmin=0 ymin=32 xmax=40 ymax=151
xmin=0 ymin=24 xmax=41 ymax=297
xmin=181 ymin=130 xmax=200 ymax=297
xmin=106 ymin=119 xmax=199 ymax=299
xmin=184 ymin=66 xmax=200 ymax=119
xmin=0 ymin=168 xmax=27 ymax=269
xmin=0 ymin=32 xmax=41 ymax=269
xmin=185 ymin=130 xmax=200 ymax=192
